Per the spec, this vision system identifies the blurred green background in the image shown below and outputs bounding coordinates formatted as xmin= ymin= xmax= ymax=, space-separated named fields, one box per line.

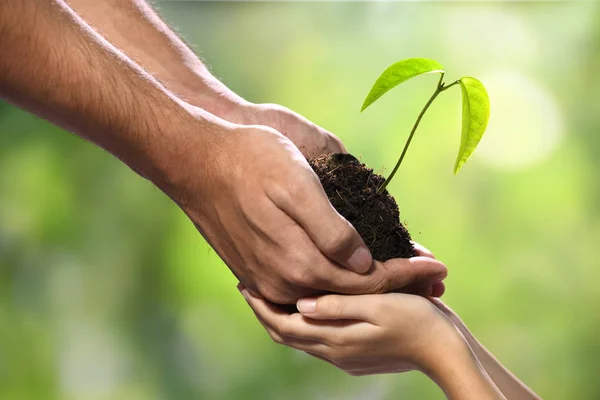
xmin=1 ymin=1 xmax=599 ymax=399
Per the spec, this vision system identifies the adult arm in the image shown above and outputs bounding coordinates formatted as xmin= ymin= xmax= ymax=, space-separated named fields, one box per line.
xmin=0 ymin=0 xmax=190 ymax=181
xmin=64 ymin=0 xmax=345 ymax=158
xmin=0 ymin=0 xmax=447 ymax=304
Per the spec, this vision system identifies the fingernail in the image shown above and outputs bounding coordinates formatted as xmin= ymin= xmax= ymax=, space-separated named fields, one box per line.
xmin=297 ymin=299 xmax=317 ymax=314
xmin=347 ymin=246 xmax=372 ymax=273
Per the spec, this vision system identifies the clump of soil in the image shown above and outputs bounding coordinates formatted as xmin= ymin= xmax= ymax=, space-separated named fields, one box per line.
xmin=309 ymin=153 xmax=415 ymax=261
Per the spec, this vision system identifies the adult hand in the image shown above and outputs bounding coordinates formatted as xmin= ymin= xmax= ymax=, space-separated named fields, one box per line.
xmin=164 ymin=119 xmax=447 ymax=304
xmin=235 ymin=103 xmax=346 ymax=159
xmin=0 ymin=0 xmax=445 ymax=309
xmin=412 ymin=241 xmax=446 ymax=297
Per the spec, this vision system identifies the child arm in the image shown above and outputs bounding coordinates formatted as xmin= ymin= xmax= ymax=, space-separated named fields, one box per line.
xmin=239 ymin=287 xmax=505 ymax=400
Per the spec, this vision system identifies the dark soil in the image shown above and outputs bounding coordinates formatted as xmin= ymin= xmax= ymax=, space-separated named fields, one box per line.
xmin=309 ymin=153 xmax=415 ymax=261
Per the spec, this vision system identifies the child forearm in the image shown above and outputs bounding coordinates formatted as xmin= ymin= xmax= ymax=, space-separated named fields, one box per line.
xmin=462 ymin=332 xmax=541 ymax=400
xmin=421 ymin=331 xmax=506 ymax=400
xmin=430 ymin=299 xmax=541 ymax=400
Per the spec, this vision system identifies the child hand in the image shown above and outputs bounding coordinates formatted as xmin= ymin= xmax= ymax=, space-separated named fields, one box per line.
xmin=238 ymin=287 xmax=464 ymax=376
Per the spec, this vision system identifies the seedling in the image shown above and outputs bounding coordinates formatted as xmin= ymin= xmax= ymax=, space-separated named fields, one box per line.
xmin=309 ymin=58 xmax=491 ymax=260
xmin=361 ymin=58 xmax=490 ymax=194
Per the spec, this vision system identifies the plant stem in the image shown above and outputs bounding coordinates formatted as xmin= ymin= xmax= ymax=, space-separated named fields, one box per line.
xmin=376 ymin=77 xmax=449 ymax=195
xmin=441 ymin=80 xmax=460 ymax=92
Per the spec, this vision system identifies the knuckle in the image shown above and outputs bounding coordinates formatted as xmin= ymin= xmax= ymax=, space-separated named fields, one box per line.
xmin=372 ymin=299 xmax=392 ymax=321
xmin=404 ymin=261 xmax=423 ymax=286
xmin=321 ymin=296 xmax=345 ymax=318
xmin=287 ymin=177 xmax=308 ymax=201
xmin=287 ymin=247 xmax=313 ymax=268
xmin=329 ymin=333 xmax=348 ymax=347
xmin=373 ymin=260 xmax=425 ymax=293
xmin=284 ymin=250 xmax=328 ymax=288
xmin=275 ymin=320 xmax=293 ymax=337
xmin=257 ymin=283 xmax=295 ymax=305
xmin=285 ymin=265 xmax=316 ymax=288
xmin=272 ymin=174 xmax=311 ymax=207
xmin=364 ymin=275 xmax=387 ymax=294
xmin=320 ymin=222 xmax=355 ymax=257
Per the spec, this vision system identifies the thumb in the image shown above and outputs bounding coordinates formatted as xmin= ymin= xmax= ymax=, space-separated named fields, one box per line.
xmin=272 ymin=171 xmax=373 ymax=274
xmin=296 ymin=294 xmax=374 ymax=321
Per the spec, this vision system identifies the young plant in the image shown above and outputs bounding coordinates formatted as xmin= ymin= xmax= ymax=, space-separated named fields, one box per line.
xmin=361 ymin=58 xmax=491 ymax=194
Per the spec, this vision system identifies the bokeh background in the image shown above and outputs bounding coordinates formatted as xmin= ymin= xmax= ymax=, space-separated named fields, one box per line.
xmin=1 ymin=1 xmax=599 ymax=399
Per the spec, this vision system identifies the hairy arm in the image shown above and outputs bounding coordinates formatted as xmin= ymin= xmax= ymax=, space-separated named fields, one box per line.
xmin=64 ymin=0 xmax=244 ymax=119
xmin=0 ymin=0 xmax=214 ymax=184
xmin=2 ymin=0 xmax=445 ymax=306
xmin=64 ymin=0 xmax=346 ymax=158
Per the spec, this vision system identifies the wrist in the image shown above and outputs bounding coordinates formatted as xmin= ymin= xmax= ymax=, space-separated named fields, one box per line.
xmin=169 ymin=71 xmax=255 ymax=123
xmin=122 ymin=98 xmax=233 ymax=195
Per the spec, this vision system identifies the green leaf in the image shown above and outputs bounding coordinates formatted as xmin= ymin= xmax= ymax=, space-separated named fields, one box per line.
xmin=455 ymin=77 xmax=490 ymax=174
xmin=361 ymin=58 xmax=445 ymax=112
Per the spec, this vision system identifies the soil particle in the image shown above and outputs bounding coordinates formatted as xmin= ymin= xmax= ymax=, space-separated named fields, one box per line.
xmin=309 ymin=153 xmax=415 ymax=261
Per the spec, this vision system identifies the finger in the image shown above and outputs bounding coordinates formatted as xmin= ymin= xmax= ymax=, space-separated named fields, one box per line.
xmin=240 ymin=287 xmax=331 ymax=341
xmin=431 ymin=282 xmax=445 ymax=297
xmin=397 ymin=282 xmax=435 ymax=297
xmin=296 ymin=295 xmax=376 ymax=322
xmin=241 ymin=288 xmax=368 ymax=345
xmin=313 ymin=256 xmax=448 ymax=296
xmin=278 ymin=336 xmax=330 ymax=355
xmin=371 ymin=257 xmax=447 ymax=293
xmin=269 ymin=169 xmax=373 ymax=274
xmin=411 ymin=241 xmax=435 ymax=259
xmin=396 ymin=281 xmax=444 ymax=298
xmin=253 ymin=312 xmax=331 ymax=355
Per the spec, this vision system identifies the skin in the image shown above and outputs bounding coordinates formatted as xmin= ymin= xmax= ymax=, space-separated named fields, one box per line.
xmin=239 ymin=246 xmax=541 ymax=399
xmin=240 ymin=287 xmax=506 ymax=400
xmin=429 ymin=299 xmax=542 ymax=400
xmin=0 ymin=1 xmax=448 ymax=304
xmin=64 ymin=0 xmax=345 ymax=159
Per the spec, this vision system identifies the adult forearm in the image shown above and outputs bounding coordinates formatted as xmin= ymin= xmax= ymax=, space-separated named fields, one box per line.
xmin=64 ymin=0 xmax=348 ymax=160
xmin=0 ymin=0 xmax=215 ymax=185
xmin=64 ymin=0 xmax=247 ymax=120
